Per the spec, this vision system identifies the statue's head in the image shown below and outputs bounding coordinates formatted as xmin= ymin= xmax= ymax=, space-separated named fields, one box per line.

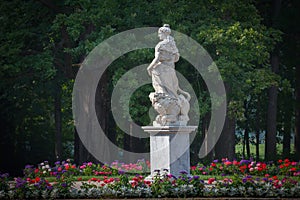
xmin=158 ymin=24 xmax=171 ymax=40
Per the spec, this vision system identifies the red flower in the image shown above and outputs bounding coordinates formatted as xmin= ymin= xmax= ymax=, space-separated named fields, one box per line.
xmin=279 ymin=165 xmax=284 ymax=169
xmin=233 ymin=160 xmax=239 ymax=165
xmin=34 ymin=168 xmax=39 ymax=174
xmin=77 ymin=177 xmax=82 ymax=181
xmin=144 ymin=180 xmax=152 ymax=186
xmin=239 ymin=165 xmax=247 ymax=172
xmin=191 ymin=166 xmax=197 ymax=170
xmin=35 ymin=177 xmax=40 ymax=182
xmin=284 ymin=158 xmax=290 ymax=163
xmin=290 ymin=168 xmax=297 ymax=172
xmin=131 ymin=181 xmax=138 ymax=187
xmin=208 ymin=178 xmax=215 ymax=184
xmin=211 ymin=163 xmax=216 ymax=167
xmin=278 ymin=159 xmax=283 ymax=163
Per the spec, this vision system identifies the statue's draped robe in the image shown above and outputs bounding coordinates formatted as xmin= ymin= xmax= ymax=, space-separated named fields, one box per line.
xmin=152 ymin=37 xmax=179 ymax=99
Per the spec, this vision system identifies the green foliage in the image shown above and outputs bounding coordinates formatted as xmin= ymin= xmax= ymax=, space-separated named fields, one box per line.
xmin=1 ymin=0 xmax=293 ymax=174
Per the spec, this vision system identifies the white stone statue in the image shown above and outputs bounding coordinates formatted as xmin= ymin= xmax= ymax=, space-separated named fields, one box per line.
xmin=147 ymin=24 xmax=190 ymax=126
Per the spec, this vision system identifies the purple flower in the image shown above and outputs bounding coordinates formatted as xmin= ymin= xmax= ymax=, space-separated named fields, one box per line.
xmin=61 ymin=182 xmax=67 ymax=187
xmin=0 ymin=173 xmax=9 ymax=178
xmin=240 ymin=160 xmax=250 ymax=165
xmin=15 ymin=178 xmax=27 ymax=188
xmin=55 ymin=161 xmax=60 ymax=165
xmin=213 ymin=159 xmax=219 ymax=163
xmin=118 ymin=170 xmax=125 ymax=175
xmin=242 ymin=178 xmax=247 ymax=183
xmin=262 ymin=177 xmax=268 ymax=182
xmin=25 ymin=165 xmax=33 ymax=169
xmin=179 ymin=170 xmax=188 ymax=175
xmin=47 ymin=185 xmax=53 ymax=190
xmin=167 ymin=174 xmax=177 ymax=179
xmin=193 ymin=175 xmax=200 ymax=180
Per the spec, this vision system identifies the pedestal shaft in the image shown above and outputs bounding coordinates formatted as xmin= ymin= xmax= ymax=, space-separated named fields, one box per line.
xmin=142 ymin=126 xmax=197 ymax=177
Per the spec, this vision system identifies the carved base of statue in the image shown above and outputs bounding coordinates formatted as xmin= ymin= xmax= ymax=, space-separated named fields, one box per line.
xmin=149 ymin=92 xmax=190 ymax=126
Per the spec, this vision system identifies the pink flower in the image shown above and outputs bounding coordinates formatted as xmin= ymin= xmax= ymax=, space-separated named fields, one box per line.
xmin=256 ymin=163 xmax=261 ymax=167
xmin=291 ymin=162 xmax=297 ymax=166
xmin=80 ymin=165 xmax=86 ymax=169
xmin=224 ymin=161 xmax=232 ymax=166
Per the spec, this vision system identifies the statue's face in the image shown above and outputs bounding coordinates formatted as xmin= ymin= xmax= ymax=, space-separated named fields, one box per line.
xmin=158 ymin=32 xmax=167 ymax=40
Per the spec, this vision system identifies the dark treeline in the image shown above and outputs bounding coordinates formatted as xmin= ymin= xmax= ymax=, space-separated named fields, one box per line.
xmin=0 ymin=0 xmax=299 ymax=176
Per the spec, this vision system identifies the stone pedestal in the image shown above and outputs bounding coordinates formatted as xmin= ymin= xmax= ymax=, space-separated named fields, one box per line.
xmin=142 ymin=126 xmax=197 ymax=178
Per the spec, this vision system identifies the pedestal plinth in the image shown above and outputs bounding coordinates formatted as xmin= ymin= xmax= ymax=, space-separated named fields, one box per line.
xmin=142 ymin=126 xmax=197 ymax=178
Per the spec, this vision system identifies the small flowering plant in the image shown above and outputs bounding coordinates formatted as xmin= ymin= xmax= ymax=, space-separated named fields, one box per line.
xmin=191 ymin=158 xmax=300 ymax=178
xmin=278 ymin=159 xmax=300 ymax=176
xmin=0 ymin=172 xmax=9 ymax=192
xmin=110 ymin=159 xmax=150 ymax=174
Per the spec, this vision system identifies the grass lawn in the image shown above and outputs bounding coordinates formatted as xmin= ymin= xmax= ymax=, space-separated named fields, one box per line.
xmin=235 ymin=143 xmax=295 ymax=160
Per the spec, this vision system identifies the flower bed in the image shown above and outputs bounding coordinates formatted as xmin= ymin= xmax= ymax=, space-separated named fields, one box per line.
xmin=0 ymin=159 xmax=299 ymax=199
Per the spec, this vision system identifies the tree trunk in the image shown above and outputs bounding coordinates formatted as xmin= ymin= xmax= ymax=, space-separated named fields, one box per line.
xmin=265 ymin=0 xmax=281 ymax=161
xmin=255 ymin=129 xmax=260 ymax=161
xmin=74 ymin=128 xmax=98 ymax=164
xmin=244 ymin=100 xmax=250 ymax=158
xmin=74 ymin=62 xmax=110 ymax=165
xmin=295 ymin=59 xmax=300 ymax=157
xmin=254 ymin=97 xmax=260 ymax=160
xmin=283 ymin=107 xmax=292 ymax=157
xmin=215 ymin=114 xmax=235 ymax=160
xmin=202 ymin=112 xmax=214 ymax=162
xmin=245 ymin=127 xmax=250 ymax=158
xmin=54 ymin=80 xmax=62 ymax=160
xmin=265 ymin=53 xmax=279 ymax=161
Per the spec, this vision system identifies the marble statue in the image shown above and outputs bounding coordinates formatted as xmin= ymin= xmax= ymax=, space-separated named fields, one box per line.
xmin=147 ymin=24 xmax=190 ymax=126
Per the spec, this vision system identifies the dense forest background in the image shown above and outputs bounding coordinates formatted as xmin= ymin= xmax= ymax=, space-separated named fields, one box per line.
xmin=0 ymin=0 xmax=299 ymax=176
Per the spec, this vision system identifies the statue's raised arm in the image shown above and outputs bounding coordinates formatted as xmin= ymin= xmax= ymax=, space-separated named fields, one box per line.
xmin=148 ymin=24 xmax=190 ymax=126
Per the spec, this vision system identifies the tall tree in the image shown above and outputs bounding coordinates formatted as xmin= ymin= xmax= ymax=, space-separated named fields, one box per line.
xmin=265 ymin=0 xmax=281 ymax=161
